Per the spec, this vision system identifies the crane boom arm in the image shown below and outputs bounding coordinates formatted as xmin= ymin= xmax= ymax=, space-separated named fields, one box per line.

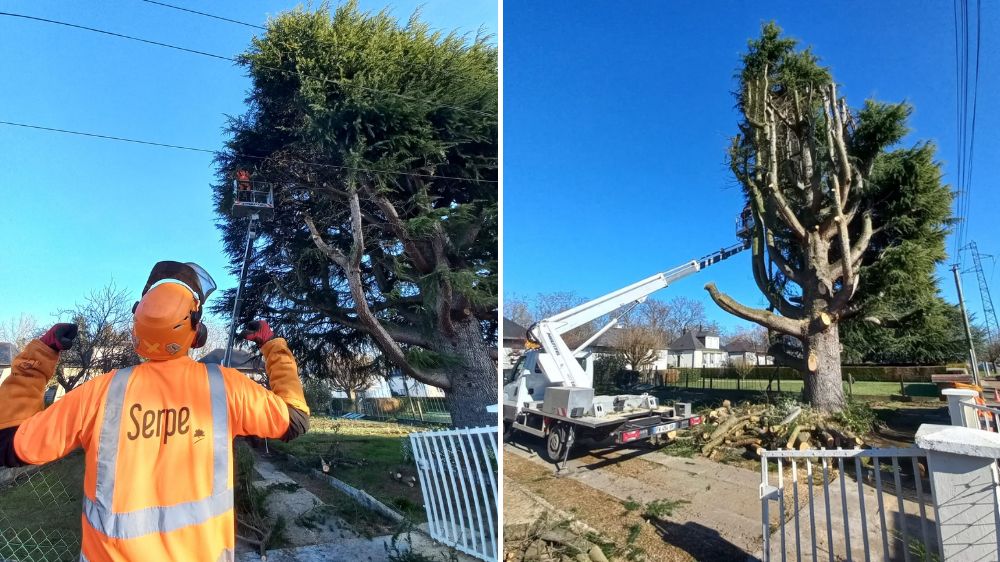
xmin=537 ymin=261 xmax=700 ymax=336
xmin=527 ymin=241 xmax=749 ymax=388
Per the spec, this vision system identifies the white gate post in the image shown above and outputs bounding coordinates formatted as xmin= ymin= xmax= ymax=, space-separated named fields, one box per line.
xmin=943 ymin=388 xmax=980 ymax=429
xmin=916 ymin=424 xmax=1000 ymax=561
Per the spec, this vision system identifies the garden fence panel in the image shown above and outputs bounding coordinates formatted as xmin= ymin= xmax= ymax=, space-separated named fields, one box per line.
xmin=409 ymin=425 xmax=498 ymax=562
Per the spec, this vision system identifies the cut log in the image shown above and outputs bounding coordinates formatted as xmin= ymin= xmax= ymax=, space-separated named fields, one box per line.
xmin=702 ymin=415 xmax=752 ymax=455
xmin=798 ymin=442 xmax=811 ymax=451
xmin=795 ymin=432 xmax=812 ymax=446
xmin=785 ymin=425 xmax=802 ymax=450
xmin=731 ymin=437 xmax=762 ymax=448
xmin=722 ymin=400 xmax=732 ymax=409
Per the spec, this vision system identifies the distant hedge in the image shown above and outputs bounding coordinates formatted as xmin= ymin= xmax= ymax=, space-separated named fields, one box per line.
xmin=657 ymin=365 xmax=942 ymax=383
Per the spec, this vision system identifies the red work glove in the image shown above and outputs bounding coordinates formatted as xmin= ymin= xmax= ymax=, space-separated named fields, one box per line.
xmin=39 ymin=323 xmax=78 ymax=352
xmin=240 ymin=320 xmax=274 ymax=346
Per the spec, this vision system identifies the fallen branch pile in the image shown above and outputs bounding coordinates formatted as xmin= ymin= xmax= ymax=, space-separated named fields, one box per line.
xmin=692 ymin=401 xmax=865 ymax=460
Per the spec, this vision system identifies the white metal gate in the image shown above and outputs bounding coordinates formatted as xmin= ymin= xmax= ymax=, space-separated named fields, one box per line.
xmin=410 ymin=425 xmax=498 ymax=562
xmin=759 ymin=448 xmax=938 ymax=562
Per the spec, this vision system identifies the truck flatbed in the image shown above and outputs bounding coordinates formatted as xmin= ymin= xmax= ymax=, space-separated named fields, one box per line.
xmin=517 ymin=402 xmax=685 ymax=429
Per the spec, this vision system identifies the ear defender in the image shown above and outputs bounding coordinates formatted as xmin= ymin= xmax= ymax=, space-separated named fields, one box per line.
xmin=192 ymin=323 xmax=208 ymax=349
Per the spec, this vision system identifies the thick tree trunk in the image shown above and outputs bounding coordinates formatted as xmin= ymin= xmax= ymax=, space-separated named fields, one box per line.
xmin=802 ymin=324 xmax=845 ymax=412
xmin=437 ymin=316 xmax=498 ymax=428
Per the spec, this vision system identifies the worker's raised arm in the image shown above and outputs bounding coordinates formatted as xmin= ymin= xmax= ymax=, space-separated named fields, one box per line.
xmin=227 ymin=320 xmax=309 ymax=441
xmin=0 ymin=324 xmax=78 ymax=467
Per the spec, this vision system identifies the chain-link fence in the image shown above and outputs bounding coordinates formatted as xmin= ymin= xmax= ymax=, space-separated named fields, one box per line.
xmin=0 ymin=451 xmax=84 ymax=562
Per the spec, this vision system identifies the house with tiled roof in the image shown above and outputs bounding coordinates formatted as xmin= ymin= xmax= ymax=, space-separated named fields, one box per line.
xmin=502 ymin=317 xmax=529 ymax=373
xmin=723 ymin=339 xmax=773 ymax=366
xmin=667 ymin=327 xmax=726 ymax=368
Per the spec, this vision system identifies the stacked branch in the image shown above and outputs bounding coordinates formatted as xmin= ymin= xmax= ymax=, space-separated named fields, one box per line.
xmin=694 ymin=401 xmax=864 ymax=459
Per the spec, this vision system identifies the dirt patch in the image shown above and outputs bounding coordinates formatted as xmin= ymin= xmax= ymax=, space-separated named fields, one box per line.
xmin=504 ymin=452 xmax=692 ymax=562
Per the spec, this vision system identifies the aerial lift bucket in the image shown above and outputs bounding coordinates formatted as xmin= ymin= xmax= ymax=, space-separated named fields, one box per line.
xmin=232 ymin=180 xmax=275 ymax=219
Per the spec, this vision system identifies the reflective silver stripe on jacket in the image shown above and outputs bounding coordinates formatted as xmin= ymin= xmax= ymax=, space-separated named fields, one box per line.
xmin=83 ymin=364 xmax=232 ymax=539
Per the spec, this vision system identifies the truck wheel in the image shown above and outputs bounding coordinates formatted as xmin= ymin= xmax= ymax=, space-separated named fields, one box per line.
xmin=546 ymin=424 xmax=569 ymax=462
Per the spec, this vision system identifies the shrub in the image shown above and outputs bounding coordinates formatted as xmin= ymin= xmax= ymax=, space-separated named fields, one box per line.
xmin=594 ymin=355 xmax=627 ymax=391
xmin=614 ymin=370 xmax=640 ymax=390
xmin=302 ymin=378 xmax=333 ymax=414
xmin=377 ymin=397 xmax=404 ymax=414
xmin=835 ymin=400 xmax=878 ymax=434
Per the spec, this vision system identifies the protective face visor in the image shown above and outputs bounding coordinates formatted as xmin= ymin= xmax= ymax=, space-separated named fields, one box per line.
xmin=141 ymin=261 xmax=217 ymax=305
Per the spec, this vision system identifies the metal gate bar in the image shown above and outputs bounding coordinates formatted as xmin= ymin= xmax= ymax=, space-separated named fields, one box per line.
xmin=760 ymin=448 xmax=938 ymax=562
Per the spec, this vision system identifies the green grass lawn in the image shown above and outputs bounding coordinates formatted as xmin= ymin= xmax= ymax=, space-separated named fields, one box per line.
xmin=267 ymin=417 xmax=429 ymax=522
xmin=668 ymin=378 xmax=939 ymax=398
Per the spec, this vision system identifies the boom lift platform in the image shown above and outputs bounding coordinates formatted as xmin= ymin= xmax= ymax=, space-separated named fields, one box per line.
xmin=503 ymin=239 xmax=750 ymax=465
xmin=223 ymin=170 xmax=275 ymax=367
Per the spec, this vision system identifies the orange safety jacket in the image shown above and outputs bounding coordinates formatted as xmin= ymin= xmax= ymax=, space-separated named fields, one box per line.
xmin=9 ymin=338 xmax=306 ymax=562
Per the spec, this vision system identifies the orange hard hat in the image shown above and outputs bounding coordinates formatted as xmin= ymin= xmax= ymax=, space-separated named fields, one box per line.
xmin=132 ymin=261 xmax=216 ymax=361
xmin=132 ymin=282 xmax=202 ymax=361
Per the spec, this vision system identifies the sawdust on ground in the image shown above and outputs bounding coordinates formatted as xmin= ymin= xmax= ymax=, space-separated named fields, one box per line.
xmin=504 ymin=452 xmax=693 ymax=562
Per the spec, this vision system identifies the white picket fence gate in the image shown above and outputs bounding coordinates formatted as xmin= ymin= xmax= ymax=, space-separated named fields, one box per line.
xmin=759 ymin=448 xmax=937 ymax=562
xmin=410 ymin=425 xmax=499 ymax=562
xmin=758 ymin=388 xmax=1000 ymax=562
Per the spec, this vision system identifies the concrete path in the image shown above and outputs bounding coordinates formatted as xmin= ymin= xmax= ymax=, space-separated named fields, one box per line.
xmin=252 ymin=457 xmax=361 ymax=547
xmin=241 ymin=454 xmax=477 ymax=562
xmin=507 ymin=441 xmax=938 ymax=561
xmin=505 ymin=442 xmax=766 ymax=560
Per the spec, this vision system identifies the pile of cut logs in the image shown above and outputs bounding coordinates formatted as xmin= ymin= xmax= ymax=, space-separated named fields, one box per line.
xmin=693 ymin=400 xmax=864 ymax=459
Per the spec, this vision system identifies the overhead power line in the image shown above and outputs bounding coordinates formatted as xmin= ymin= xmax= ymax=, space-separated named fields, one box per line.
xmin=951 ymin=0 xmax=983 ymax=264
xmin=138 ymin=0 xmax=266 ymax=30
xmin=0 ymin=11 xmax=496 ymax=118
xmin=0 ymin=120 xmax=497 ymax=184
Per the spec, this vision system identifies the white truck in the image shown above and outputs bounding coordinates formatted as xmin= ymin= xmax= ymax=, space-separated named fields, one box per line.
xmin=502 ymin=241 xmax=749 ymax=464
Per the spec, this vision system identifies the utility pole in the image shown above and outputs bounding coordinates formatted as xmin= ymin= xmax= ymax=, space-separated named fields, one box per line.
xmin=952 ymin=263 xmax=981 ymax=387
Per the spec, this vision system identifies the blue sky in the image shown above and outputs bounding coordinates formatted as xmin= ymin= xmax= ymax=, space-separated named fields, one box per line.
xmin=503 ymin=1 xmax=1000 ymax=333
xmin=0 ymin=0 xmax=496 ymax=326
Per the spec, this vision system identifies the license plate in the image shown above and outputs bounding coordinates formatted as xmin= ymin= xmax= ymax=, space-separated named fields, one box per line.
xmin=652 ymin=422 xmax=678 ymax=435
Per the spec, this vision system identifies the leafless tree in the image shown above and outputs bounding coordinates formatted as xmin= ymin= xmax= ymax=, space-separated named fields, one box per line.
xmin=726 ymin=325 xmax=770 ymax=354
xmin=0 ymin=314 xmax=40 ymax=351
xmin=612 ymin=326 xmax=664 ymax=372
xmin=191 ymin=316 xmax=231 ymax=360
xmin=503 ymin=293 xmax=535 ymax=329
xmin=637 ymin=297 xmax=719 ymax=345
xmin=55 ymin=282 xmax=139 ymax=391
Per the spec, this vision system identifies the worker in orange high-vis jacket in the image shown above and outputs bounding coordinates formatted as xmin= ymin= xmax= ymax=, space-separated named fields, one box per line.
xmin=0 ymin=261 xmax=310 ymax=562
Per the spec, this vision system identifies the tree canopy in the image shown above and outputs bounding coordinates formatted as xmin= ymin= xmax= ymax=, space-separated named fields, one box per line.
xmin=213 ymin=3 xmax=498 ymax=427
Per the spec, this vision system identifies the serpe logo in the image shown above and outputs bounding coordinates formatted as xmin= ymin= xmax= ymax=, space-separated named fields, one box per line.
xmin=126 ymin=404 xmax=192 ymax=444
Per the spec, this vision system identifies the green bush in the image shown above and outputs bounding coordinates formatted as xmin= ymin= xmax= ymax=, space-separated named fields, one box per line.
xmin=302 ymin=378 xmax=334 ymax=414
xmin=594 ymin=355 xmax=627 ymax=391
xmin=835 ymin=400 xmax=878 ymax=434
